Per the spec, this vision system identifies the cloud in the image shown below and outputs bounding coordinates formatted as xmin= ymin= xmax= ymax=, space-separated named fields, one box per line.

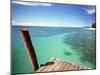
xmin=12 ymin=1 xmax=52 ymax=6
xmin=84 ymin=7 xmax=96 ymax=15
xmin=12 ymin=21 xmax=33 ymax=26
xmin=12 ymin=19 xmax=85 ymax=27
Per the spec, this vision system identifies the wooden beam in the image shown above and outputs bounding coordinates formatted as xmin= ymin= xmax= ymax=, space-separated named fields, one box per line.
xmin=20 ymin=29 xmax=39 ymax=71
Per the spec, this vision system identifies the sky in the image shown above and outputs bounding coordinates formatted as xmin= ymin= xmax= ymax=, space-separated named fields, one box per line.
xmin=12 ymin=0 xmax=96 ymax=27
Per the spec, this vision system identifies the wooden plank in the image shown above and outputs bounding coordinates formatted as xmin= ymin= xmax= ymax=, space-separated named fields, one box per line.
xmin=36 ymin=66 xmax=47 ymax=72
xmin=36 ymin=58 xmax=88 ymax=72
xmin=63 ymin=63 xmax=72 ymax=71
xmin=36 ymin=58 xmax=56 ymax=72
xmin=40 ymin=59 xmax=58 ymax=72
xmin=67 ymin=64 xmax=75 ymax=71
xmin=72 ymin=64 xmax=80 ymax=70
xmin=40 ymin=64 xmax=53 ymax=72
xmin=57 ymin=61 xmax=68 ymax=71
xmin=52 ymin=61 xmax=64 ymax=71
xmin=46 ymin=59 xmax=61 ymax=72
xmin=78 ymin=66 xmax=84 ymax=70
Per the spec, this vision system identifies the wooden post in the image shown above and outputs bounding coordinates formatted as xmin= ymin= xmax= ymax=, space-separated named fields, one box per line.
xmin=20 ymin=29 xmax=39 ymax=71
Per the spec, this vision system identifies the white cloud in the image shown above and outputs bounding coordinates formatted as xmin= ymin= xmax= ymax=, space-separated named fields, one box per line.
xmin=12 ymin=19 xmax=85 ymax=27
xmin=12 ymin=21 xmax=33 ymax=26
xmin=84 ymin=7 xmax=96 ymax=15
xmin=12 ymin=1 xmax=52 ymax=6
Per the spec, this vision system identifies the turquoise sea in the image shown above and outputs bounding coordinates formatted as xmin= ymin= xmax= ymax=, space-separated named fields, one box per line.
xmin=11 ymin=26 xmax=96 ymax=73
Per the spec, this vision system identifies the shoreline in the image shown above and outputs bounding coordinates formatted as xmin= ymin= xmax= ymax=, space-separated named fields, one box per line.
xmin=84 ymin=28 xmax=96 ymax=30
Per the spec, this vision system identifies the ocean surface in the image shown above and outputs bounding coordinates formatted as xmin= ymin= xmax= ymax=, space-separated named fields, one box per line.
xmin=11 ymin=26 xmax=96 ymax=73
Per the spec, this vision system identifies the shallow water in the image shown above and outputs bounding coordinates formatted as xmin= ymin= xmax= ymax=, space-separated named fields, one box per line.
xmin=11 ymin=26 xmax=96 ymax=73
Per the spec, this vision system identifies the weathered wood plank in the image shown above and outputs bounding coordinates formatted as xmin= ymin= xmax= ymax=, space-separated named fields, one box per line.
xmin=36 ymin=58 xmax=56 ymax=72
xmin=36 ymin=66 xmax=46 ymax=72
xmin=72 ymin=64 xmax=80 ymax=70
xmin=78 ymin=66 xmax=84 ymax=70
xmin=52 ymin=61 xmax=64 ymax=71
xmin=46 ymin=59 xmax=61 ymax=72
xmin=36 ymin=58 xmax=89 ymax=72
xmin=41 ymin=58 xmax=58 ymax=72
xmin=63 ymin=63 xmax=72 ymax=71
xmin=67 ymin=64 xmax=75 ymax=70
xmin=57 ymin=61 xmax=67 ymax=71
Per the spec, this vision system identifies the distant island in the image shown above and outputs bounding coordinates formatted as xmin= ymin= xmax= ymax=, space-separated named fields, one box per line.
xmin=83 ymin=23 xmax=96 ymax=30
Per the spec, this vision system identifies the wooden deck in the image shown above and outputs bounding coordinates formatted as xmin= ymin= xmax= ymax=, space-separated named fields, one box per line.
xmin=36 ymin=58 xmax=90 ymax=72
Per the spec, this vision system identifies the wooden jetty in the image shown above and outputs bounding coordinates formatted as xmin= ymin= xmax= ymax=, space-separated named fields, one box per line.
xmin=36 ymin=58 xmax=89 ymax=73
xmin=20 ymin=29 xmax=90 ymax=73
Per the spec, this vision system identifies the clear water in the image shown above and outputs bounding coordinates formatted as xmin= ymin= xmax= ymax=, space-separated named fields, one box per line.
xmin=11 ymin=26 xmax=96 ymax=73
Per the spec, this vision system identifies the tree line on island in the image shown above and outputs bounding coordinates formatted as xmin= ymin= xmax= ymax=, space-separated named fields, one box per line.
xmin=83 ymin=23 xmax=96 ymax=28
xmin=91 ymin=23 xmax=96 ymax=28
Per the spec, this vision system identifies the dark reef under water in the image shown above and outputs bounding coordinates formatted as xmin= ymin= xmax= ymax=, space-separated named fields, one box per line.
xmin=63 ymin=29 xmax=96 ymax=67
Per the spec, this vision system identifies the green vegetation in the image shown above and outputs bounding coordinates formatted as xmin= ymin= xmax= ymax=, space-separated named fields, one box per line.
xmin=91 ymin=23 xmax=96 ymax=28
